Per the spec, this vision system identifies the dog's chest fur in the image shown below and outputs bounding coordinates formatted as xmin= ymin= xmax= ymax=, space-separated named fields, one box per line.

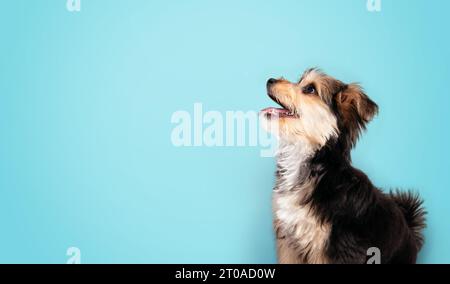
xmin=273 ymin=141 xmax=331 ymax=264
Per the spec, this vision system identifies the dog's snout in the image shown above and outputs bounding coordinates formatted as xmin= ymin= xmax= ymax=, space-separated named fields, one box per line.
xmin=267 ymin=78 xmax=277 ymax=88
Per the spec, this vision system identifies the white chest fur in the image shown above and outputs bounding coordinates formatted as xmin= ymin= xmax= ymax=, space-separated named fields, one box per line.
xmin=273 ymin=190 xmax=330 ymax=264
xmin=273 ymin=140 xmax=330 ymax=264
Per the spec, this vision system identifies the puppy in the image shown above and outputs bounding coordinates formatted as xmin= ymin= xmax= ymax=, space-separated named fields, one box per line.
xmin=261 ymin=68 xmax=426 ymax=264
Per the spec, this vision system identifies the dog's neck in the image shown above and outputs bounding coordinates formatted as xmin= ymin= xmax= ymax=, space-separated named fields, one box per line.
xmin=275 ymin=138 xmax=350 ymax=193
xmin=275 ymin=139 xmax=316 ymax=192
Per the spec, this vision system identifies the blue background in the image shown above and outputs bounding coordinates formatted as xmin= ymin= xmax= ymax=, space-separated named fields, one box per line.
xmin=1 ymin=0 xmax=449 ymax=263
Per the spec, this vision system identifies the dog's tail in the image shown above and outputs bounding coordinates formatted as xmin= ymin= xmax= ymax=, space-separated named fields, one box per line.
xmin=390 ymin=190 xmax=426 ymax=250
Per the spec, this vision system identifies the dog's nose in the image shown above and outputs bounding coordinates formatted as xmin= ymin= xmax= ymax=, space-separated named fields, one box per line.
xmin=267 ymin=78 xmax=277 ymax=87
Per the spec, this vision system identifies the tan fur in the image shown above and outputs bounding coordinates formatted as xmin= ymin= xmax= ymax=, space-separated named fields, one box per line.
xmin=276 ymin=238 xmax=302 ymax=264
xmin=273 ymin=189 xmax=331 ymax=264
xmin=263 ymin=70 xmax=339 ymax=147
xmin=336 ymin=84 xmax=379 ymax=144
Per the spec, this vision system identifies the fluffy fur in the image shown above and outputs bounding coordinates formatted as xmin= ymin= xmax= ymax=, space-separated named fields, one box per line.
xmin=261 ymin=68 xmax=426 ymax=264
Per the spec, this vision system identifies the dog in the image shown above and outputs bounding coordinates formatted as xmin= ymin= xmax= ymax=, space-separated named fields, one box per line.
xmin=260 ymin=68 xmax=426 ymax=264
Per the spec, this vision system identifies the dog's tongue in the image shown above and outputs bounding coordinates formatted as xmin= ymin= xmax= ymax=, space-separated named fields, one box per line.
xmin=261 ymin=107 xmax=290 ymax=115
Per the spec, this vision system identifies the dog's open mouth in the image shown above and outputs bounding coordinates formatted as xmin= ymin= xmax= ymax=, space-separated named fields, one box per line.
xmin=261 ymin=93 xmax=297 ymax=119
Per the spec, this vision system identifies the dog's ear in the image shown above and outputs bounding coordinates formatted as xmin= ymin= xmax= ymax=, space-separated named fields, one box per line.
xmin=336 ymin=84 xmax=378 ymax=146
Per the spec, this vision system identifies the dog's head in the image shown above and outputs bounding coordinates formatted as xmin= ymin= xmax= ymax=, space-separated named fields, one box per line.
xmin=261 ymin=68 xmax=378 ymax=151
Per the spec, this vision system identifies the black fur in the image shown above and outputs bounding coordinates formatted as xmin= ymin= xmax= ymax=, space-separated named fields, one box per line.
xmin=303 ymin=135 xmax=426 ymax=264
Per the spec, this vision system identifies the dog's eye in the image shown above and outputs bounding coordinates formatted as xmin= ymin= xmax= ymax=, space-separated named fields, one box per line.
xmin=302 ymin=84 xmax=316 ymax=95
